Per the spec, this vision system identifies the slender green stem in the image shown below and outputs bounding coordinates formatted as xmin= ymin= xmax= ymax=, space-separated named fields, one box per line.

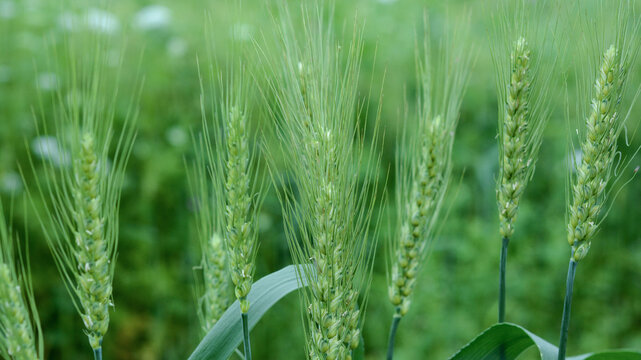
xmin=386 ymin=308 xmax=402 ymax=360
xmin=558 ymin=257 xmax=578 ymax=360
xmin=93 ymin=347 xmax=102 ymax=360
xmin=498 ymin=237 xmax=509 ymax=323
xmin=241 ymin=312 xmax=252 ymax=360
xmin=498 ymin=237 xmax=510 ymax=360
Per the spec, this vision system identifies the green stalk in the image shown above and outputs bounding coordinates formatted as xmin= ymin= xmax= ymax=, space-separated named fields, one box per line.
xmin=94 ymin=347 xmax=102 ymax=360
xmin=498 ymin=237 xmax=509 ymax=323
xmin=241 ymin=313 xmax=252 ymax=360
xmin=558 ymin=256 xmax=577 ymax=360
xmin=498 ymin=237 xmax=510 ymax=360
xmin=386 ymin=309 xmax=402 ymax=360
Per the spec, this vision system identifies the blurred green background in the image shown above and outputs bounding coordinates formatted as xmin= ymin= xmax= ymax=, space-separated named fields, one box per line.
xmin=1 ymin=0 xmax=641 ymax=359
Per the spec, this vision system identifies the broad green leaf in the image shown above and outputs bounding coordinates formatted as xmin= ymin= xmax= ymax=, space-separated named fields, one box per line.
xmin=448 ymin=323 xmax=641 ymax=360
xmin=189 ymin=265 xmax=312 ymax=360
xmin=572 ymin=353 xmax=641 ymax=360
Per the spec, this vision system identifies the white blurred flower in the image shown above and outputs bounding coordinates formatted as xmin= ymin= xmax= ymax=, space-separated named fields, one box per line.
xmin=87 ymin=8 xmax=120 ymax=34
xmin=31 ymin=136 xmax=70 ymax=167
xmin=58 ymin=9 xmax=120 ymax=34
xmin=36 ymin=72 xmax=58 ymax=91
xmin=165 ymin=125 xmax=187 ymax=147
xmin=58 ymin=11 xmax=76 ymax=30
xmin=167 ymin=37 xmax=187 ymax=57
xmin=0 ymin=0 xmax=15 ymax=19
xmin=0 ymin=172 xmax=22 ymax=194
xmin=58 ymin=11 xmax=75 ymax=30
xmin=134 ymin=5 xmax=171 ymax=30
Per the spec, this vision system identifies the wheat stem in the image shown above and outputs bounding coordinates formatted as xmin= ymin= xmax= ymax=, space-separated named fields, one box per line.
xmin=558 ymin=256 xmax=577 ymax=360
xmin=498 ymin=237 xmax=509 ymax=322
xmin=385 ymin=309 xmax=402 ymax=360
xmin=498 ymin=237 xmax=510 ymax=360
xmin=241 ymin=313 xmax=252 ymax=360
xmin=93 ymin=347 xmax=102 ymax=360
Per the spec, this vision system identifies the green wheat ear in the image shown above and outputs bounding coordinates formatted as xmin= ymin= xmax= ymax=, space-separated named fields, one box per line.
xmin=389 ymin=113 xmax=450 ymax=317
xmin=26 ymin=29 xmax=138 ymax=358
xmin=188 ymin=100 xmax=235 ymax=333
xmin=188 ymin=95 xmax=233 ymax=333
xmin=188 ymin=129 xmax=233 ymax=332
xmin=0 ymin=201 xmax=43 ymax=360
xmin=224 ymin=104 xmax=256 ymax=315
xmin=564 ymin=0 xmax=641 ymax=261
xmin=568 ymin=45 xmax=625 ymax=260
xmin=497 ymin=37 xmax=533 ymax=239
xmin=191 ymin=8 xmax=265 ymax=358
xmin=188 ymin=147 xmax=233 ymax=332
xmin=489 ymin=0 xmax=557 ymax=327
xmin=73 ymin=132 xmax=111 ymax=349
xmin=266 ymin=3 xmax=381 ymax=359
xmin=557 ymin=2 xmax=641 ymax=357
xmin=385 ymin=12 xmax=473 ymax=360
xmin=198 ymin=63 xmax=263 ymax=317
xmin=491 ymin=0 xmax=556 ymax=244
xmin=388 ymin=12 xmax=473 ymax=318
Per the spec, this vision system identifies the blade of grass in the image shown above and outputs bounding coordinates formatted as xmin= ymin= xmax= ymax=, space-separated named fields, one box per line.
xmin=189 ymin=265 xmax=313 ymax=360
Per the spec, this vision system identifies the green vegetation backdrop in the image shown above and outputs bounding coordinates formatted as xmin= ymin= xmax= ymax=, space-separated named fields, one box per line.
xmin=1 ymin=0 xmax=640 ymax=359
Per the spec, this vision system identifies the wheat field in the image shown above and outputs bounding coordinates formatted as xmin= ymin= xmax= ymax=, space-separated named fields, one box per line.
xmin=1 ymin=0 xmax=641 ymax=359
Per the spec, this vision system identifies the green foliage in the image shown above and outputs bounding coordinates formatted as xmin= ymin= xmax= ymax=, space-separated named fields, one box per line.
xmin=449 ymin=323 xmax=641 ymax=360
xmin=189 ymin=265 xmax=312 ymax=360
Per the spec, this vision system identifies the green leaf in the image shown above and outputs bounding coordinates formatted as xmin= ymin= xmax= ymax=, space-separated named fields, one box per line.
xmin=572 ymin=353 xmax=641 ymax=360
xmin=189 ymin=265 xmax=312 ymax=360
xmin=448 ymin=323 xmax=641 ymax=360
